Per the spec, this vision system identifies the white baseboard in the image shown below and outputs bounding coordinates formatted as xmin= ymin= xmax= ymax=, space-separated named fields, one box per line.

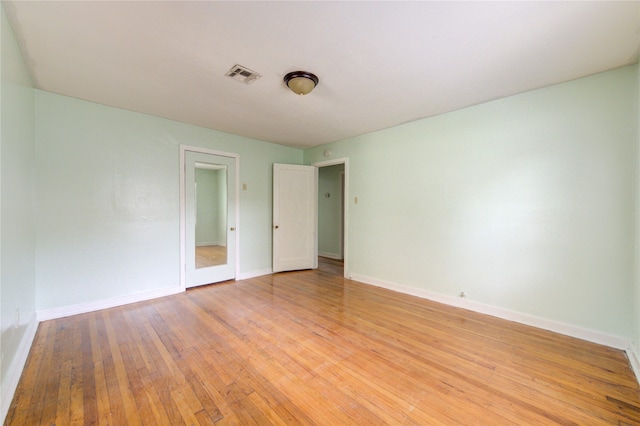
xmin=37 ymin=286 xmax=184 ymax=322
xmin=350 ymin=273 xmax=629 ymax=350
xmin=196 ymin=241 xmax=225 ymax=247
xmin=318 ymin=252 xmax=342 ymax=260
xmin=627 ymin=342 xmax=640 ymax=385
xmin=238 ymin=268 xmax=273 ymax=280
xmin=35 ymin=270 xmax=278 ymax=323
xmin=1 ymin=313 xmax=39 ymax=423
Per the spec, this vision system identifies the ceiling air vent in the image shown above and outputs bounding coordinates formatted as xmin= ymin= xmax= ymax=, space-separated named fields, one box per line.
xmin=225 ymin=64 xmax=261 ymax=84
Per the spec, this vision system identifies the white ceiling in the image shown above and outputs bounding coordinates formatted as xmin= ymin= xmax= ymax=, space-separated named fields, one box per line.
xmin=4 ymin=1 xmax=640 ymax=149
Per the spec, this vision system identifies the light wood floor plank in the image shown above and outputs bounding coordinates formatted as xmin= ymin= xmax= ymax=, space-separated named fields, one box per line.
xmin=68 ymin=321 xmax=85 ymax=426
xmin=87 ymin=315 xmax=108 ymax=425
xmin=6 ymin=258 xmax=640 ymax=425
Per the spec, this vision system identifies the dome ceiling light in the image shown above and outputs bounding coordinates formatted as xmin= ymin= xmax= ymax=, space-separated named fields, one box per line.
xmin=284 ymin=71 xmax=319 ymax=95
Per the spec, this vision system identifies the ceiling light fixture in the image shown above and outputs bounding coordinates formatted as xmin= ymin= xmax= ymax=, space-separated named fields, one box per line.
xmin=284 ymin=71 xmax=319 ymax=95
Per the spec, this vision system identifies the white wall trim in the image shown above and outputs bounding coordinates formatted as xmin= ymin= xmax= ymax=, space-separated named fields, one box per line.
xmin=350 ymin=273 xmax=630 ymax=350
xmin=36 ymin=286 xmax=183 ymax=322
xmin=627 ymin=342 xmax=640 ymax=384
xmin=1 ymin=313 xmax=39 ymax=423
xmin=318 ymin=252 xmax=342 ymax=260
xmin=238 ymin=268 xmax=273 ymax=280
xmin=195 ymin=241 xmax=226 ymax=247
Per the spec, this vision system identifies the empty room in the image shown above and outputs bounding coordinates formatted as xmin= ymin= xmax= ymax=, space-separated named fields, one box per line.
xmin=2 ymin=1 xmax=640 ymax=424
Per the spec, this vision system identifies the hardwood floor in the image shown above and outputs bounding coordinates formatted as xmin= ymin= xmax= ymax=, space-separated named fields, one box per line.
xmin=6 ymin=258 xmax=640 ymax=425
xmin=196 ymin=245 xmax=227 ymax=269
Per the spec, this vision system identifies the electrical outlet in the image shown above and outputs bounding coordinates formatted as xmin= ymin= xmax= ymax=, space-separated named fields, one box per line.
xmin=459 ymin=291 xmax=466 ymax=298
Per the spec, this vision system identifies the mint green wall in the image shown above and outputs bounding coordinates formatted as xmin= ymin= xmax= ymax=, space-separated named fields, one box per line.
xmin=1 ymin=3 xmax=36 ymax=399
xmin=306 ymin=65 xmax=637 ymax=339
xmin=35 ymin=91 xmax=301 ymax=311
xmin=318 ymin=164 xmax=344 ymax=258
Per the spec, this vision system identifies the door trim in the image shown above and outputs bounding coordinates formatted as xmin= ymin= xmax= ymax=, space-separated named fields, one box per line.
xmin=180 ymin=145 xmax=240 ymax=290
xmin=312 ymin=157 xmax=350 ymax=279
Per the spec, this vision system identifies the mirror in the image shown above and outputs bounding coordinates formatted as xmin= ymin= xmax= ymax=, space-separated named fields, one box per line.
xmin=194 ymin=163 xmax=227 ymax=269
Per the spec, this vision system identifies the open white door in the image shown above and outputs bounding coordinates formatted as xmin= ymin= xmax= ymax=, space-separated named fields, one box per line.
xmin=273 ymin=163 xmax=318 ymax=272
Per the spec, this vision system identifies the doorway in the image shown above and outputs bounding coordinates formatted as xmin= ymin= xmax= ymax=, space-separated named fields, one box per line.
xmin=313 ymin=158 xmax=349 ymax=279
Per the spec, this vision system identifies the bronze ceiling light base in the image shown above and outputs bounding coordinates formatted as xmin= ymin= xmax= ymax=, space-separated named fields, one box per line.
xmin=284 ymin=71 xmax=319 ymax=95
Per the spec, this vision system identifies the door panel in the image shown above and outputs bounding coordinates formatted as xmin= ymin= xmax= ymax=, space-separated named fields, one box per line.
xmin=273 ymin=164 xmax=318 ymax=272
xmin=185 ymin=151 xmax=236 ymax=287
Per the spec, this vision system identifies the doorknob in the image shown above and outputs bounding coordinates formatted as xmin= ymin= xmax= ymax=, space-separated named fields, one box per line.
xmin=274 ymin=225 xmax=279 ymax=229
xmin=230 ymin=227 xmax=235 ymax=231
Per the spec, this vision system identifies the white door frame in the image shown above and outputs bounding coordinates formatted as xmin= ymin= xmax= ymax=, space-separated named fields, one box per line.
xmin=313 ymin=157 xmax=350 ymax=279
xmin=180 ymin=145 xmax=240 ymax=290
